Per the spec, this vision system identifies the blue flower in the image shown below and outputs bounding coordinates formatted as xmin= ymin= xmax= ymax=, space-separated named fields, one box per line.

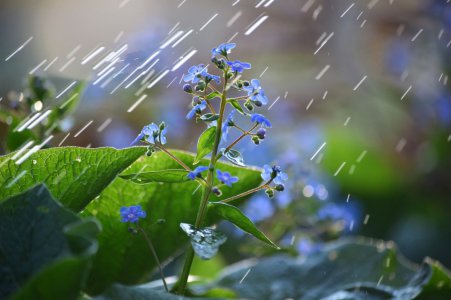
xmin=120 ymin=205 xmax=146 ymax=223
xmin=131 ymin=123 xmax=167 ymax=145
xmin=183 ymin=64 xmax=207 ymax=84
xmin=216 ymin=169 xmax=238 ymax=187
xmin=221 ymin=110 xmax=235 ymax=142
xmin=250 ymin=113 xmax=272 ymax=128
xmin=204 ymin=73 xmax=221 ymax=84
xmin=187 ymin=166 xmax=209 ymax=180
xmin=243 ymin=79 xmax=268 ymax=105
xmin=227 ymin=60 xmax=251 ymax=73
xmin=211 ymin=43 xmax=236 ymax=57
xmin=261 ymin=165 xmax=288 ymax=184
xmin=186 ymin=100 xmax=207 ymax=119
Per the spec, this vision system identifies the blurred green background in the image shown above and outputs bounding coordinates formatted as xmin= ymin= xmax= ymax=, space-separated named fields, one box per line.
xmin=0 ymin=0 xmax=450 ymax=269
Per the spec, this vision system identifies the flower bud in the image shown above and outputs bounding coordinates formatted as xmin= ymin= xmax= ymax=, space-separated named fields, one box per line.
xmin=159 ymin=121 xmax=166 ymax=131
xmin=128 ymin=227 xmax=138 ymax=234
xmin=275 ymin=184 xmax=285 ymax=192
xmin=265 ymin=188 xmax=275 ymax=198
xmin=157 ymin=219 xmax=166 ymax=225
xmin=226 ymin=72 xmax=233 ymax=79
xmin=256 ymin=128 xmax=266 ymax=139
xmin=252 ymin=136 xmax=260 ymax=145
xmin=244 ymin=101 xmax=254 ymax=111
xmin=212 ymin=187 xmax=222 ymax=197
xmin=183 ymin=84 xmax=193 ymax=93
xmin=243 ymin=80 xmax=250 ymax=87
xmin=236 ymin=82 xmax=243 ymax=88
xmin=254 ymin=100 xmax=263 ymax=107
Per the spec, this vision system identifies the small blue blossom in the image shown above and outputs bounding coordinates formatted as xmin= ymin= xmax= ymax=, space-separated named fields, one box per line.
xmin=216 ymin=169 xmax=238 ymax=187
xmin=120 ymin=205 xmax=146 ymax=223
xmin=131 ymin=123 xmax=167 ymax=145
xmin=204 ymin=73 xmax=221 ymax=84
xmin=187 ymin=166 xmax=209 ymax=180
xmin=243 ymin=79 xmax=268 ymax=105
xmin=227 ymin=60 xmax=251 ymax=73
xmin=261 ymin=165 xmax=288 ymax=184
xmin=221 ymin=110 xmax=235 ymax=142
xmin=250 ymin=113 xmax=272 ymax=128
xmin=211 ymin=43 xmax=236 ymax=57
xmin=186 ymin=100 xmax=207 ymax=119
xmin=183 ymin=64 xmax=207 ymax=84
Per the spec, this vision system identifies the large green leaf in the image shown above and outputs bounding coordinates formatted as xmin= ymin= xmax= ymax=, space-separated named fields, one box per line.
xmin=0 ymin=185 xmax=101 ymax=300
xmin=211 ymin=238 xmax=451 ymax=299
xmin=83 ymin=150 xmax=262 ymax=294
xmin=208 ymin=202 xmax=278 ymax=249
xmin=194 ymin=126 xmax=217 ymax=164
xmin=0 ymin=147 xmax=146 ymax=211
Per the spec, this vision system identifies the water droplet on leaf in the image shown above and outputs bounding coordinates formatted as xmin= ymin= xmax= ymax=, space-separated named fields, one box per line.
xmin=180 ymin=223 xmax=227 ymax=260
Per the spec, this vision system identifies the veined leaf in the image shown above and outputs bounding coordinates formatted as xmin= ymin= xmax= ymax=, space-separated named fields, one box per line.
xmin=0 ymin=146 xmax=146 ymax=211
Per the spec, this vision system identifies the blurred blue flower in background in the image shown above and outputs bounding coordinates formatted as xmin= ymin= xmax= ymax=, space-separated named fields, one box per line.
xmin=120 ymin=205 xmax=146 ymax=223
xmin=243 ymin=195 xmax=275 ymax=223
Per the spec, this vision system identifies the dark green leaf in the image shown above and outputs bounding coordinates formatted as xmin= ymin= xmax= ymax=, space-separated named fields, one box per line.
xmin=213 ymin=238 xmax=451 ymax=299
xmin=82 ymin=150 xmax=262 ymax=294
xmin=206 ymin=91 xmax=221 ymax=100
xmin=199 ymin=114 xmax=219 ymax=122
xmin=227 ymin=99 xmax=246 ymax=115
xmin=221 ymin=148 xmax=245 ymax=167
xmin=208 ymin=202 xmax=278 ymax=249
xmin=194 ymin=126 xmax=217 ymax=164
xmin=180 ymin=223 xmax=227 ymax=260
xmin=120 ymin=169 xmax=189 ymax=183
xmin=0 ymin=147 xmax=146 ymax=211
xmin=0 ymin=185 xmax=100 ymax=300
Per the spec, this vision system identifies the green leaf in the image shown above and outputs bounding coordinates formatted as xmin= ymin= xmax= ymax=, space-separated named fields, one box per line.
xmin=82 ymin=150 xmax=262 ymax=294
xmin=194 ymin=126 xmax=217 ymax=164
xmin=180 ymin=223 xmax=227 ymax=260
xmin=213 ymin=238 xmax=451 ymax=299
xmin=0 ymin=185 xmax=100 ymax=300
xmin=120 ymin=169 xmax=189 ymax=183
xmin=227 ymin=99 xmax=246 ymax=115
xmin=199 ymin=114 xmax=219 ymax=122
xmin=221 ymin=148 xmax=245 ymax=167
xmin=208 ymin=202 xmax=278 ymax=249
xmin=206 ymin=91 xmax=221 ymax=100
xmin=0 ymin=147 xmax=146 ymax=211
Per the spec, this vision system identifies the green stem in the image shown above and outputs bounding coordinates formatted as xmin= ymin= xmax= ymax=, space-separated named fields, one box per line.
xmin=137 ymin=226 xmax=169 ymax=292
xmin=176 ymin=69 xmax=229 ymax=295
xmin=217 ymin=123 xmax=258 ymax=161
xmin=220 ymin=179 xmax=273 ymax=204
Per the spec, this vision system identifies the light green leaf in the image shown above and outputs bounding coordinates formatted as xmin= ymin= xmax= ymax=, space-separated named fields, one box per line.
xmin=227 ymin=99 xmax=246 ymax=115
xmin=120 ymin=169 xmax=189 ymax=183
xmin=0 ymin=146 xmax=146 ymax=211
xmin=221 ymin=148 xmax=245 ymax=167
xmin=206 ymin=91 xmax=221 ymax=100
xmin=194 ymin=126 xmax=217 ymax=164
xmin=208 ymin=202 xmax=278 ymax=249
xmin=199 ymin=114 xmax=219 ymax=122
xmin=0 ymin=185 xmax=100 ymax=300
xmin=82 ymin=150 xmax=262 ymax=294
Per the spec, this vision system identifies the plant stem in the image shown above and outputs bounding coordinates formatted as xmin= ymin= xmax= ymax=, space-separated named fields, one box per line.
xmin=222 ymin=124 xmax=258 ymax=157
xmin=220 ymin=179 xmax=273 ymax=204
xmin=137 ymin=226 xmax=169 ymax=292
xmin=156 ymin=145 xmax=191 ymax=172
xmin=176 ymin=69 xmax=229 ymax=295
